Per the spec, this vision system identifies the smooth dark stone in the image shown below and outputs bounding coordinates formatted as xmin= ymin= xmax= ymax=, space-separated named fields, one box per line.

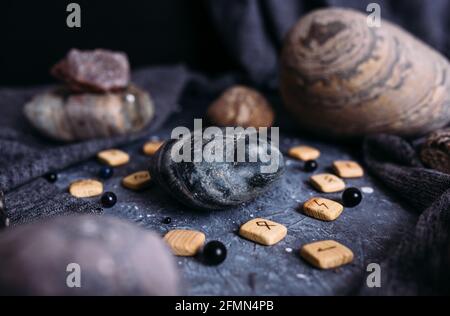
xmin=163 ymin=217 xmax=172 ymax=224
xmin=342 ymin=188 xmax=363 ymax=208
xmin=98 ymin=166 xmax=114 ymax=180
xmin=149 ymin=129 xmax=284 ymax=210
xmin=304 ymin=160 xmax=318 ymax=172
xmin=202 ymin=241 xmax=227 ymax=266
xmin=44 ymin=173 xmax=58 ymax=183
xmin=101 ymin=192 xmax=117 ymax=208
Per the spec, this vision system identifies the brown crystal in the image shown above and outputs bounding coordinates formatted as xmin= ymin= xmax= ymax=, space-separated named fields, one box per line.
xmin=207 ymin=85 xmax=274 ymax=129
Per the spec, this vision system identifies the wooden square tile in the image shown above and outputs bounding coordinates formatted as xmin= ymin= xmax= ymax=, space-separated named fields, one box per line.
xmin=288 ymin=146 xmax=320 ymax=161
xmin=300 ymin=240 xmax=354 ymax=269
xmin=69 ymin=179 xmax=103 ymax=198
xmin=310 ymin=173 xmax=346 ymax=193
xmin=239 ymin=218 xmax=287 ymax=246
xmin=143 ymin=141 xmax=164 ymax=156
xmin=164 ymin=229 xmax=206 ymax=257
xmin=303 ymin=198 xmax=344 ymax=221
xmin=97 ymin=149 xmax=130 ymax=167
xmin=122 ymin=171 xmax=151 ymax=190
xmin=333 ymin=160 xmax=364 ymax=178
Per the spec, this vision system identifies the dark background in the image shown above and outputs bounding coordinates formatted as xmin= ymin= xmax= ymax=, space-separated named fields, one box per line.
xmin=0 ymin=0 xmax=239 ymax=86
xmin=1 ymin=0 xmax=450 ymax=87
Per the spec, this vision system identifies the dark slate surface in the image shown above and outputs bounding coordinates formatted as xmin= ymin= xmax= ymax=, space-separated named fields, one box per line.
xmin=53 ymin=108 xmax=418 ymax=295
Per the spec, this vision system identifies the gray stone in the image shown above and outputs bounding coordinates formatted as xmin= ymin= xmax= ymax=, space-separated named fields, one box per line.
xmin=24 ymin=85 xmax=154 ymax=142
xmin=150 ymin=129 xmax=284 ymax=210
xmin=0 ymin=215 xmax=179 ymax=295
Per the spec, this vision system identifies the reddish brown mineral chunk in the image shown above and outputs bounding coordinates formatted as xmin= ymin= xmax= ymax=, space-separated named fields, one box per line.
xmin=51 ymin=49 xmax=130 ymax=92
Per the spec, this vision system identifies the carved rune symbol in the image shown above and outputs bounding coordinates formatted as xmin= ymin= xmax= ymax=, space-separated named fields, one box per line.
xmin=314 ymin=199 xmax=329 ymax=209
xmin=318 ymin=246 xmax=336 ymax=252
xmin=256 ymin=221 xmax=276 ymax=230
xmin=324 ymin=176 xmax=335 ymax=183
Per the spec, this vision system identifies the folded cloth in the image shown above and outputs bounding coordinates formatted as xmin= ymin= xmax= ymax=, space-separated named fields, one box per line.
xmin=362 ymin=134 xmax=450 ymax=295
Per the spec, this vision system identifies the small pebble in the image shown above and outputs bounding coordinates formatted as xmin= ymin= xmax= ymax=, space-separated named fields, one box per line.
xmin=304 ymin=160 xmax=318 ymax=172
xmin=44 ymin=173 xmax=58 ymax=183
xmin=296 ymin=274 xmax=309 ymax=281
xmin=342 ymin=188 xmax=363 ymax=208
xmin=101 ymin=192 xmax=117 ymax=208
xmin=202 ymin=241 xmax=227 ymax=266
xmin=361 ymin=187 xmax=374 ymax=194
xmin=98 ymin=166 xmax=114 ymax=180
xmin=163 ymin=217 xmax=172 ymax=224
xmin=285 ymin=248 xmax=293 ymax=253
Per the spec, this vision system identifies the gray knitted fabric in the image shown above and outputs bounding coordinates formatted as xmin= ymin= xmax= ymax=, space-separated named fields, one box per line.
xmin=362 ymin=135 xmax=450 ymax=295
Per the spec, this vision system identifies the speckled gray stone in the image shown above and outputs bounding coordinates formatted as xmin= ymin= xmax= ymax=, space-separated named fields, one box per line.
xmin=150 ymin=129 xmax=284 ymax=210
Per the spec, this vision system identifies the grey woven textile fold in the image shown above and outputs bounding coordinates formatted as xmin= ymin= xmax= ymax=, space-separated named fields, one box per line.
xmin=362 ymin=135 xmax=450 ymax=295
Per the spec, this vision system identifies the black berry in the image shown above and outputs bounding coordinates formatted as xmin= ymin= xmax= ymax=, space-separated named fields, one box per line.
xmin=342 ymin=187 xmax=362 ymax=208
xmin=101 ymin=192 xmax=117 ymax=208
xmin=162 ymin=217 xmax=172 ymax=224
xmin=202 ymin=241 xmax=227 ymax=266
xmin=304 ymin=160 xmax=318 ymax=172
xmin=44 ymin=173 xmax=58 ymax=183
xmin=98 ymin=166 xmax=114 ymax=180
